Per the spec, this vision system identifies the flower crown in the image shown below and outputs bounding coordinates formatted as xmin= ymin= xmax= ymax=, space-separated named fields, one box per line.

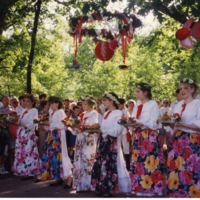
xmin=180 ymin=78 xmax=198 ymax=88
xmin=180 ymin=78 xmax=194 ymax=84
xmin=104 ymin=91 xmax=120 ymax=105
xmin=135 ymin=83 xmax=151 ymax=90
xmin=81 ymin=95 xmax=96 ymax=105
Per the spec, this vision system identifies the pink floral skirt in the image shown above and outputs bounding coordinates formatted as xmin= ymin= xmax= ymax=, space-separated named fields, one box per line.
xmin=130 ymin=128 xmax=166 ymax=196
xmin=14 ymin=127 xmax=41 ymax=176
xmin=167 ymin=130 xmax=200 ymax=197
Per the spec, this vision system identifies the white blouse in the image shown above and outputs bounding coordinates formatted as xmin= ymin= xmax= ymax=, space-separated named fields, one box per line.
xmin=132 ymin=100 xmax=161 ymax=130
xmin=81 ymin=110 xmax=98 ymax=126
xmin=174 ymin=99 xmax=200 ymax=133
xmin=101 ymin=110 xmax=123 ymax=138
xmin=81 ymin=110 xmax=99 ymax=136
xmin=49 ymin=109 xmax=66 ymax=131
xmin=69 ymin=110 xmax=99 ymax=135
xmin=19 ymin=108 xmax=38 ymax=130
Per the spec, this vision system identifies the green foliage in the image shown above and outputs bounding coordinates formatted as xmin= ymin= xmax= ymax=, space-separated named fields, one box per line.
xmin=1 ymin=0 xmax=200 ymax=103
xmin=126 ymin=0 xmax=200 ymax=24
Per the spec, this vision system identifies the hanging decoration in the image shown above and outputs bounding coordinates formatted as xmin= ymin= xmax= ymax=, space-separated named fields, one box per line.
xmin=118 ymin=64 xmax=129 ymax=70
xmin=95 ymin=41 xmax=115 ymax=61
xmin=175 ymin=18 xmax=200 ymax=49
xmin=70 ymin=60 xmax=82 ymax=70
xmin=69 ymin=11 xmax=142 ymax=64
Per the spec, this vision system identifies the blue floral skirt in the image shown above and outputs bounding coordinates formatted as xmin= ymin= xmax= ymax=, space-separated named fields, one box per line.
xmin=130 ymin=128 xmax=166 ymax=195
xmin=41 ymin=129 xmax=64 ymax=180
xmin=167 ymin=130 xmax=200 ymax=197
xmin=91 ymin=135 xmax=119 ymax=194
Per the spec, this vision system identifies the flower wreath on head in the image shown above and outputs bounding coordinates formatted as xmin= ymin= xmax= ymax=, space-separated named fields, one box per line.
xmin=135 ymin=83 xmax=151 ymax=90
xmin=180 ymin=78 xmax=194 ymax=84
xmin=81 ymin=95 xmax=96 ymax=105
xmin=180 ymin=78 xmax=198 ymax=88
xmin=104 ymin=91 xmax=120 ymax=105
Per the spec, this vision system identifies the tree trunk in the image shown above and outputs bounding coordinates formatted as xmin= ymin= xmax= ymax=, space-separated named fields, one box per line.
xmin=26 ymin=0 xmax=42 ymax=93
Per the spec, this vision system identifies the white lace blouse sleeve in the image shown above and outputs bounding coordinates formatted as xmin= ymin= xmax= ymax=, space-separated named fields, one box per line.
xmin=139 ymin=103 xmax=160 ymax=130
xmin=24 ymin=109 xmax=38 ymax=130
xmin=89 ymin=111 xmax=98 ymax=124
xmin=102 ymin=115 xmax=123 ymax=138
xmin=50 ymin=109 xmax=66 ymax=130
xmin=192 ymin=101 xmax=200 ymax=128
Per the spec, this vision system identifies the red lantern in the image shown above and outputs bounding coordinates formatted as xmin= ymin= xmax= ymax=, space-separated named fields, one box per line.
xmin=175 ymin=28 xmax=191 ymax=41
xmin=95 ymin=41 xmax=114 ymax=61
xmin=109 ymin=39 xmax=119 ymax=51
xmin=191 ymin=22 xmax=200 ymax=39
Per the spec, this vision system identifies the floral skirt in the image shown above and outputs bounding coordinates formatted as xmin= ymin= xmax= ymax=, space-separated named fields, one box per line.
xmin=41 ymin=129 xmax=64 ymax=180
xmin=130 ymin=128 xmax=166 ymax=195
xmin=73 ymin=133 xmax=97 ymax=191
xmin=14 ymin=128 xmax=41 ymax=176
xmin=91 ymin=135 xmax=119 ymax=194
xmin=167 ymin=130 xmax=200 ymax=197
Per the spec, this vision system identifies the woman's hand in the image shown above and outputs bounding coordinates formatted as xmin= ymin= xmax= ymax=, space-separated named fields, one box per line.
xmin=175 ymin=122 xmax=184 ymax=127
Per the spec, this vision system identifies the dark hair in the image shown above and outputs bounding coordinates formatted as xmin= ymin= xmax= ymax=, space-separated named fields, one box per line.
xmin=77 ymin=101 xmax=82 ymax=106
xmin=179 ymin=78 xmax=198 ymax=97
xmin=18 ymin=95 xmax=25 ymax=101
xmin=73 ymin=106 xmax=79 ymax=111
xmin=118 ymin=98 xmax=126 ymax=105
xmin=39 ymin=93 xmax=47 ymax=100
xmin=48 ymin=96 xmax=63 ymax=109
xmin=103 ymin=92 xmax=119 ymax=109
xmin=24 ymin=94 xmax=37 ymax=107
xmin=135 ymin=82 xmax=152 ymax=100
xmin=176 ymin=88 xmax=180 ymax=94
xmin=40 ymin=100 xmax=49 ymax=109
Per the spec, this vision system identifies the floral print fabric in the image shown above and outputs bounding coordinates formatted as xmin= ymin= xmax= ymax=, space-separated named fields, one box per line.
xmin=14 ymin=127 xmax=41 ymax=176
xmin=91 ymin=135 xmax=119 ymax=194
xmin=130 ymin=128 xmax=166 ymax=195
xmin=167 ymin=130 xmax=200 ymax=197
xmin=72 ymin=133 xmax=97 ymax=191
xmin=41 ymin=129 xmax=64 ymax=180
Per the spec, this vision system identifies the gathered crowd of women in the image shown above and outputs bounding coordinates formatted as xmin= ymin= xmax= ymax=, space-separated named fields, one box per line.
xmin=0 ymin=77 xmax=200 ymax=198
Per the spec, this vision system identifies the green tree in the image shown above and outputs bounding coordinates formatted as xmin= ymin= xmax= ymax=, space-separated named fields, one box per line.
xmin=126 ymin=0 xmax=200 ymax=24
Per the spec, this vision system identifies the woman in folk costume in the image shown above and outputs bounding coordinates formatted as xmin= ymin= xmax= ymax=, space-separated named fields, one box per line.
xmin=167 ymin=78 xmax=200 ymax=198
xmin=71 ymin=95 xmax=99 ymax=192
xmin=14 ymin=94 xmax=41 ymax=179
xmin=130 ymin=83 xmax=166 ymax=197
xmin=91 ymin=92 xmax=131 ymax=197
xmin=41 ymin=96 xmax=73 ymax=187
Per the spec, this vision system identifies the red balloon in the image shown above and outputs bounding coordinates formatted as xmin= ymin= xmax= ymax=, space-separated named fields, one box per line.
xmin=109 ymin=40 xmax=119 ymax=51
xmin=175 ymin=28 xmax=191 ymax=41
xmin=191 ymin=22 xmax=200 ymax=39
xmin=95 ymin=41 xmax=114 ymax=61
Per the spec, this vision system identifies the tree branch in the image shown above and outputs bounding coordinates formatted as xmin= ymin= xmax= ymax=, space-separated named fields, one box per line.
xmin=157 ymin=3 xmax=187 ymax=24
xmin=53 ymin=0 xmax=73 ymax=7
